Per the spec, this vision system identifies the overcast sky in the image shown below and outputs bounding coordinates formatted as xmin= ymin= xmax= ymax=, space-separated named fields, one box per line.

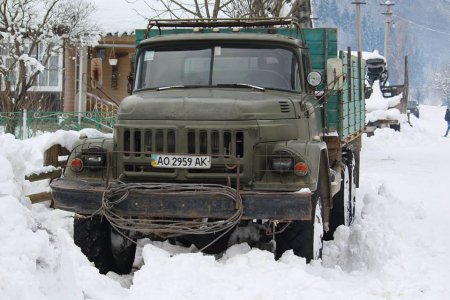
xmin=91 ymin=0 xmax=153 ymax=33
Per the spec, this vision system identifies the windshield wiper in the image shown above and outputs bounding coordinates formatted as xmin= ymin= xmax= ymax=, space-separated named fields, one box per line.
xmin=217 ymin=83 xmax=265 ymax=92
xmin=157 ymin=85 xmax=185 ymax=91
xmin=157 ymin=83 xmax=265 ymax=92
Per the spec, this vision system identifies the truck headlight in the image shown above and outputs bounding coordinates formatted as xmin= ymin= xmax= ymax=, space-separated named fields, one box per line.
xmin=270 ymin=150 xmax=308 ymax=177
xmin=80 ymin=147 xmax=107 ymax=171
xmin=69 ymin=146 xmax=107 ymax=173
xmin=270 ymin=151 xmax=294 ymax=173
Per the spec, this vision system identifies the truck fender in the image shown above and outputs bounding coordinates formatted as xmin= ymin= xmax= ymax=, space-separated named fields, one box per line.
xmin=64 ymin=137 xmax=114 ymax=179
xmin=290 ymin=141 xmax=332 ymax=228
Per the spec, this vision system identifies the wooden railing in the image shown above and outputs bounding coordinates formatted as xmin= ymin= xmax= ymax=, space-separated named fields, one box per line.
xmin=25 ymin=144 xmax=69 ymax=204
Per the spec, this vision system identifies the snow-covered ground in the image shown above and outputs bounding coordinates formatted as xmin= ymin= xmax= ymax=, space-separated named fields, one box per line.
xmin=1 ymin=105 xmax=449 ymax=300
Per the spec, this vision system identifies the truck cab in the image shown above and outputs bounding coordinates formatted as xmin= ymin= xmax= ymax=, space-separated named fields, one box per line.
xmin=116 ymin=32 xmax=322 ymax=191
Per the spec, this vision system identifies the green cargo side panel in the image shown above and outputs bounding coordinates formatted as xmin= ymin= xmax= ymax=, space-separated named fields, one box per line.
xmin=303 ymin=28 xmax=338 ymax=71
xmin=338 ymin=51 xmax=366 ymax=139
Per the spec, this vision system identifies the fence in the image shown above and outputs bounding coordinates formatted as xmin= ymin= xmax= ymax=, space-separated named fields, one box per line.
xmin=0 ymin=110 xmax=117 ymax=139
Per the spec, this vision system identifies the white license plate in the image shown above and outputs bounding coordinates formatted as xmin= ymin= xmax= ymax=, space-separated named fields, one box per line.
xmin=151 ymin=154 xmax=211 ymax=169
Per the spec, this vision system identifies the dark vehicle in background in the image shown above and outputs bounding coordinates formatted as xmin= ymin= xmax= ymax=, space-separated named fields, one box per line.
xmin=365 ymin=57 xmax=388 ymax=88
xmin=407 ymin=100 xmax=420 ymax=118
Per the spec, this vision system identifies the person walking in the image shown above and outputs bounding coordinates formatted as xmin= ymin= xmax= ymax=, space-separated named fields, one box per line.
xmin=445 ymin=108 xmax=450 ymax=137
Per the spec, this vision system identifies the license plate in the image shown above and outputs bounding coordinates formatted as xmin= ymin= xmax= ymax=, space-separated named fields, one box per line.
xmin=151 ymin=154 xmax=211 ymax=169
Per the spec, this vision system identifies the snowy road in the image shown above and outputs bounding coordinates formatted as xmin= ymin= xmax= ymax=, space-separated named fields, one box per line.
xmin=0 ymin=105 xmax=449 ymax=299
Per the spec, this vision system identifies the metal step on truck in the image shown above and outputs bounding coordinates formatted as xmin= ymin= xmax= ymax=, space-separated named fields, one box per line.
xmin=50 ymin=18 xmax=365 ymax=274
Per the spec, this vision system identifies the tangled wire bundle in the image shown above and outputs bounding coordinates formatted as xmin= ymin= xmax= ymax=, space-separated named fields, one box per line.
xmin=101 ymin=181 xmax=243 ymax=238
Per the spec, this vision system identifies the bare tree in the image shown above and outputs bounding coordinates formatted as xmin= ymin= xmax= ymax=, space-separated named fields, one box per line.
xmin=221 ymin=0 xmax=288 ymax=18
xmin=434 ymin=62 xmax=450 ymax=106
xmin=141 ymin=0 xmax=230 ymax=19
xmin=0 ymin=0 xmax=97 ymax=133
xmin=388 ymin=19 xmax=415 ymax=85
xmin=141 ymin=0 xmax=311 ymax=20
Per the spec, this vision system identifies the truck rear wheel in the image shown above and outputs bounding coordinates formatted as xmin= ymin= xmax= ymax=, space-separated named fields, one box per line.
xmin=275 ymin=192 xmax=324 ymax=262
xmin=326 ymin=153 xmax=356 ymax=240
xmin=74 ymin=215 xmax=136 ymax=274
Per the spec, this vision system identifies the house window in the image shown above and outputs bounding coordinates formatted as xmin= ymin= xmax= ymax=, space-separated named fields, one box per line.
xmin=31 ymin=45 xmax=63 ymax=92
xmin=1 ymin=42 xmax=63 ymax=92
xmin=0 ymin=44 xmax=17 ymax=89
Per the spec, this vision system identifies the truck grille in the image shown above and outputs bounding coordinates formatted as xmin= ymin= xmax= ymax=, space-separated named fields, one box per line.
xmin=123 ymin=128 xmax=244 ymax=157
xmin=187 ymin=129 xmax=244 ymax=157
xmin=123 ymin=128 xmax=176 ymax=156
xmin=121 ymin=127 xmax=246 ymax=175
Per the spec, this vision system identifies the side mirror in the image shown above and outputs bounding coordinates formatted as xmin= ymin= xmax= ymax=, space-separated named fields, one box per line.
xmin=127 ymin=72 xmax=134 ymax=95
xmin=327 ymin=58 xmax=343 ymax=90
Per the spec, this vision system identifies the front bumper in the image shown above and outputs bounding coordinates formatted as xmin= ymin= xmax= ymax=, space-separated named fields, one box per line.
xmin=50 ymin=178 xmax=312 ymax=221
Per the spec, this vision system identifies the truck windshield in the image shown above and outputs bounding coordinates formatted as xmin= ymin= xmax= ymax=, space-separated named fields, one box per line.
xmin=135 ymin=44 xmax=301 ymax=92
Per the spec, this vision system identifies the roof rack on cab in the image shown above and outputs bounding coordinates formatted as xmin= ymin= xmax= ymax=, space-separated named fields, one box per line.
xmin=144 ymin=17 xmax=306 ymax=43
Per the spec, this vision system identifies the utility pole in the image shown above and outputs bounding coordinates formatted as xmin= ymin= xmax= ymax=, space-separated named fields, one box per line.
xmin=352 ymin=1 xmax=366 ymax=53
xmin=381 ymin=1 xmax=395 ymax=63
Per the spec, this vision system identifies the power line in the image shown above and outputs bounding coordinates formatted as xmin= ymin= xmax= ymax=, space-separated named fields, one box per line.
xmin=393 ymin=14 xmax=450 ymax=37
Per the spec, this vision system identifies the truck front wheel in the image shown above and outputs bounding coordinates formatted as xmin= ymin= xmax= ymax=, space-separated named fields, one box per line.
xmin=275 ymin=193 xmax=324 ymax=262
xmin=74 ymin=215 xmax=115 ymax=274
xmin=191 ymin=227 xmax=235 ymax=254
xmin=110 ymin=228 xmax=136 ymax=274
xmin=74 ymin=215 xmax=136 ymax=274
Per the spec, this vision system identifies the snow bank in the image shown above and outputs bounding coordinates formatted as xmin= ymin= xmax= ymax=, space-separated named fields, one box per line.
xmin=128 ymin=244 xmax=338 ymax=300
xmin=0 ymin=195 xmax=126 ymax=300
xmin=1 ymin=106 xmax=450 ymax=299
xmin=0 ymin=132 xmax=126 ymax=300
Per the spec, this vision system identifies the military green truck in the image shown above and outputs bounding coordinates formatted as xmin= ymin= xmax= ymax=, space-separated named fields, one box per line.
xmin=51 ymin=18 xmax=365 ymax=274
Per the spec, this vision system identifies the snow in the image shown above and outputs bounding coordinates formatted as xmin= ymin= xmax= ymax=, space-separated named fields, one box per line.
xmin=1 ymin=105 xmax=450 ymax=299
xmin=25 ymin=166 xmax=60 ymax=177
xmin=367 ymin=81 xmax=389 ymax=112
xmin=19 ymin=54 xmax=45 ymax=74
xmin=352 ymin=50 xmax=386 ymax=62
xmin=366 ymin=80 xmax=405 ymax=123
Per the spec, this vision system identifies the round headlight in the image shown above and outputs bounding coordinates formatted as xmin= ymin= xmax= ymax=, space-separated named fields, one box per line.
xmin=271 ymin=151 xmax=294 ymax=173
